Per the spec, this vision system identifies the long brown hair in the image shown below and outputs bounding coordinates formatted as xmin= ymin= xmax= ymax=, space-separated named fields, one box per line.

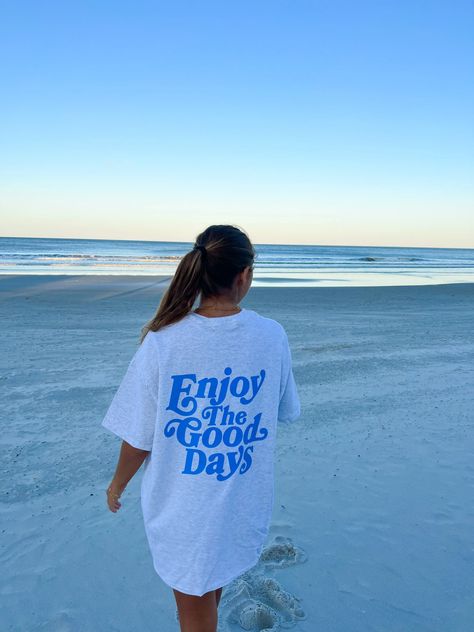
xmin=139 ymin=224 xmax=255 ymax=342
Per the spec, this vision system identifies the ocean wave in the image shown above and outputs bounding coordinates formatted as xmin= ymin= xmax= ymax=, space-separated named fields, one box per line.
xmin=0 ymin=253 xmax=182 ymax=262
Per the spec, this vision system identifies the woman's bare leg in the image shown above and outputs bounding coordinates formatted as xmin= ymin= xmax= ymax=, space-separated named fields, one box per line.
xmin=173 ymin=587 xmax=218 ymax=632
xmin=215 ymin=587 xmax=223 ymax=608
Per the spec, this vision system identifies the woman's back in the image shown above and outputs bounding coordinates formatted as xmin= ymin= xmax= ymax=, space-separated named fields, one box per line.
xmin=101 ymin=306 xmax=300 ymax=596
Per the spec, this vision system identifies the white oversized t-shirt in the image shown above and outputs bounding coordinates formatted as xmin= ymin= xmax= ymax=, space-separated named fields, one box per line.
xmin=101 ymin=307 xmax=301 ymax=596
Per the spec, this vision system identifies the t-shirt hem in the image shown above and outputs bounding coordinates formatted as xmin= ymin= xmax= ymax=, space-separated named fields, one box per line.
xmin=278 ymin=410 xmax=301 ymax=423
xmin=152 ymin=551 xmax=263 ymax=597
xmin=101 ymin=419 xmax=153 ymax=451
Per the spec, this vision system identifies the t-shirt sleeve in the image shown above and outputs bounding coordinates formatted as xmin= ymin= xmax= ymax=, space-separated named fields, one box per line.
xmin=101 ymin=332 xmax=159 ymax=451
xmin=277 ymin=330 xmax=301 ymax=423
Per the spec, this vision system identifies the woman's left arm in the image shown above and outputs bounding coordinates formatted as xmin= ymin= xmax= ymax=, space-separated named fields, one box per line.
xmin=106 ymin=441 xmax=150 ymax=513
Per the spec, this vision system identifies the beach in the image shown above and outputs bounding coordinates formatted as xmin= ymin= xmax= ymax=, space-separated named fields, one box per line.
xmin=1 ymin=274 xmax=473 ymax=631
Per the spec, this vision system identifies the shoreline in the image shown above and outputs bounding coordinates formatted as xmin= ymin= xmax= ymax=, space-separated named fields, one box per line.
xmin=2 ymin=270 xmax=474 ymax=290
xmin=0 ymin=273 xmax=473 ymax=300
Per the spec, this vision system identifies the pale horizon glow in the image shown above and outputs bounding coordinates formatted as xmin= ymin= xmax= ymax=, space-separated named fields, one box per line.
xmin=1 ymin=1 xmax=473 ymax=249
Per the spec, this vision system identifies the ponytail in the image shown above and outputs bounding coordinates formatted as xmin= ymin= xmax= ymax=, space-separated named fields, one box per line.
xmin=139 ymin=224 xmax=255 ymax=343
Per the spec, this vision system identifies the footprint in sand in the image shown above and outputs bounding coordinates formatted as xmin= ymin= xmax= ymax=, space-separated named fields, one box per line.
xmin=217 ymin=535 xmax=307 ymax=631
xmin=258 ymin=536 xmax=307 ymax=570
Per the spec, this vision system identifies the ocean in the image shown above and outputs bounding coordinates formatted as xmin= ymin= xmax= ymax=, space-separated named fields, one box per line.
xmin=1 ymin=236 xmax=473 ymax=287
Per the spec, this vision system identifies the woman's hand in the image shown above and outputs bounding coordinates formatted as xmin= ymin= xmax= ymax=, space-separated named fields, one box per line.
xmin=105 ymin=440 xmax=150 ymax=513
xmin=106 ymin=481 xmax=127 ymax=513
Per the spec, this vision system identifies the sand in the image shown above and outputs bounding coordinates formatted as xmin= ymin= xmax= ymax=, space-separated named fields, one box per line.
xmin=1 ymin=275 xmax=473 ymax=631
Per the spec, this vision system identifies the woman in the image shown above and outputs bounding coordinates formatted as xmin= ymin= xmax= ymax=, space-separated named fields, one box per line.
xmin=101 ymin=224 xmax=301 ymax=632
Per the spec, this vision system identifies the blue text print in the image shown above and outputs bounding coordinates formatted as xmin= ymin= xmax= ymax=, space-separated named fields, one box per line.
xmin=164 ymin=367 xmax=268 ymax=481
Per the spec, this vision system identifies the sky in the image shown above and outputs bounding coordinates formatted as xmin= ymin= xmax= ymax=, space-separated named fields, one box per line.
xmin=1 ymin=0 xmax=473 ymax=248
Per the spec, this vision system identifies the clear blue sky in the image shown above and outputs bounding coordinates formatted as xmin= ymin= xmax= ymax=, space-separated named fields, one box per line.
xmin=1 ymin=0 xmax=473 ymax=247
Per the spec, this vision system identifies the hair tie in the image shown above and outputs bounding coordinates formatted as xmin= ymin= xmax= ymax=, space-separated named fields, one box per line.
xmin=193 ymin=244 xmax=207 ymax=255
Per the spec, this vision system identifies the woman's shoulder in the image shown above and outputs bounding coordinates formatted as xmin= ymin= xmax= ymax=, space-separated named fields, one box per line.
xmin=142 ymin=308 xmax=286 ymax=339
xmin=250 ymin=310 xmax=283 ymax=328
xmin=244 ymin=309 xmax=287 ymax=338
